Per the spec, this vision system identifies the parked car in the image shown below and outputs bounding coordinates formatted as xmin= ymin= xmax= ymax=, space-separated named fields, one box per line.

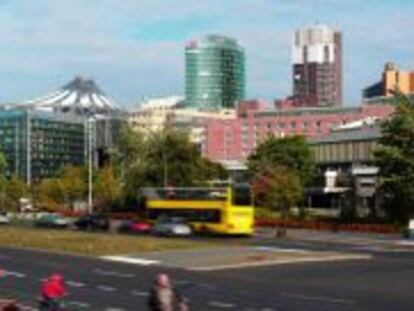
xmin=118 ymin=220 xmax=152 ymax=234
xmin=73 ymin=214 xmax=109 ymax=231
xmin=152 ymin=217 xmax=192 ymax=237
xmin=35 ymin=214 xmax=70 ymax=228
xmin=0 ymin=213 xmax=10 ymax=225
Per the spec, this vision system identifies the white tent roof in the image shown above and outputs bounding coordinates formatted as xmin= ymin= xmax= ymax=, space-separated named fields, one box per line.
xmin=17 ymin=76 xmax=121 ymax=116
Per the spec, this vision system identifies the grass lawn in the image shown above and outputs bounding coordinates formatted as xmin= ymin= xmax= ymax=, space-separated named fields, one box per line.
xmin=0 ymin=226 xmax=215 ymax=256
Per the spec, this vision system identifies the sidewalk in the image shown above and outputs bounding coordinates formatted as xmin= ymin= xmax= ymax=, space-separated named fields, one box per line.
xmin=255 ymin=227 xmax=408 ymax=247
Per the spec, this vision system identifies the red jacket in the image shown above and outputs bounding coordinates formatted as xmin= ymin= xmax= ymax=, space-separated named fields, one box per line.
xmin=41 ymin=278 xmax=67 ymax=299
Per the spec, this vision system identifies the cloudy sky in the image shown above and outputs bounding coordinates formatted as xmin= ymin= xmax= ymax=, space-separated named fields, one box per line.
xmin=0 ymin=0 xmax=413 ymax=106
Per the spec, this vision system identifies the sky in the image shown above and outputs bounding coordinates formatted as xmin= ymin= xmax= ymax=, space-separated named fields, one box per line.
xmin=0 ymin=0 xmax=413 ymax=107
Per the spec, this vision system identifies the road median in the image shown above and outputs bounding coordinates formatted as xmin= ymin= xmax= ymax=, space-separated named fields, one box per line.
xmin=0 ymin=226 xmax=214 ymax=256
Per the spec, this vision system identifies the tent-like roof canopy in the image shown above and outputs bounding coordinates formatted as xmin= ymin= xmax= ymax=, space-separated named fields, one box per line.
xmin=18 ymin=76 xmax=121 ymax=116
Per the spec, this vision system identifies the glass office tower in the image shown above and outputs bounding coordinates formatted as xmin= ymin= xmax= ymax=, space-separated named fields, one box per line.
xmin=185 ymin=34 xmax=245 ymax=109
xmin=0 ymin=109 xmax=85 ymax=184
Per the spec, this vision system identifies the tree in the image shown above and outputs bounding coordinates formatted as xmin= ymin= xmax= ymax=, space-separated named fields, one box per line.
xmin=118 ymin=125 xmax=227 ymax=191
xmin=0 ymin=153 xmax=7 ymax=211
xmin=33 ymin=166 xmax=86 ymax=211
xmin=94 ymin=166 xmax=122 ymax=212
xmin=58 ymin=166 xmax=87 ymax=209
xmin=252 ymin=166 xmax=302 ymax=218
xmin=116 ymin=124 xmax=152 ymax=201
xmin=0 ymin=153 xmax=6 ymax=175
xmin=247 ymin=135 xmax=314 ymax=186
xmin=5 ymin=175 xmax=28 ymax=211
xmin=247 ymin=135 xmax=313 ymax=217
xmin=374 ymin=93 xmax=414 ymax=223
xmin=34 ymin=178 xmax=64 ymax=211
xmin=144 ymin=130 xmax=227 ymax=187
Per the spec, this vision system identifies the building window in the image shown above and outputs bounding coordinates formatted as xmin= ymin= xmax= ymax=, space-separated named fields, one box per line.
xmin=303 ymin=46 xmax=308 ymax=63
xmin=324 ymin=45 xmax=330 ymax=62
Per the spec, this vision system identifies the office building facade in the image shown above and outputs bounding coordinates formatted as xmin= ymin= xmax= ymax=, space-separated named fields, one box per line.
xmin=202 ymin=101 xmax=393 ymax=163
xmin=292 ymin=24 xmax=342 ymax=107
xmin=0 ymin=109 xmax=85 ymax=184
xmin=16 ymin=76 xmax=125 ymax=167
xmin=185 ymin=34 xmax=245 ymax=109
xmin=363 ymin=62 xmax=414 ymax=103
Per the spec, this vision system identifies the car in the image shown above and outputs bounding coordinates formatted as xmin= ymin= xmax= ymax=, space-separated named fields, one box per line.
xmin=152 ymin=217 xmax=192 ymax=237
xmin=0 ymin=213 xmax=10 ymax=225
xmin=35 ymin=214 xmax=70 ymax=228
xmin=73 ymin=214 xmax=109 ymax=231
xmin=118 ymin=220 xmax=152 ymax=234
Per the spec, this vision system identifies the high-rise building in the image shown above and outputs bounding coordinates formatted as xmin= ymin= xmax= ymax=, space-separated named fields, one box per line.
xmin=292 ymin=24 xmax=342 ymax=107
xmin=363 ymin=62 xmax=414 ymax=103
xmin=185 ymin=34 xmax=245 ymax=110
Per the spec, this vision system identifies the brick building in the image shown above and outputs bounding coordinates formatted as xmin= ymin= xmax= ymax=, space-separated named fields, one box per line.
xmin=202 ymin=100 xmax=393 ymax=163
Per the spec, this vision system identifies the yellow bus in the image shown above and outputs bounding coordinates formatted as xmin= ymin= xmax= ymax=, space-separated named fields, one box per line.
xmin=142 ymin=184 xmax=254 ymax=236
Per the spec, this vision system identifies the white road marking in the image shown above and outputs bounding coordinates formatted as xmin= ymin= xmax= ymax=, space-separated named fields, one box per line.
xmin=94 ymin=268 xmax=135 ymax=278
xmin=209 ymin=301 xmax=236 ymax=308
xmin=255 ymin=246 xmax=307 ymax=253
xmin=2 ymin=271 xmax=26 ymax=278
xmin=67 ymin=280 xmax=86 ymax=288
xmin=97 ymin=285 xmax=117 ymax=292
xmin=101 ymin=256 xmax=159 ymax=266
xmin=395 ymin=240 xmax=414 ymax=246
xmin=68 ymin=301 xmax=90 ymax=308
xmin=189 ymin=254 xmax=372 ymax=271
xmin=280 ymin=292 xmax=356 ymax=305
xmin=130 ymin=290 xmax=149 ymax=297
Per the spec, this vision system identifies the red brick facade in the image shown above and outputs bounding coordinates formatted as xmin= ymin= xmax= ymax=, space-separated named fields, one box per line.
xmin=202 ymin=100 xmax=394 ymax=162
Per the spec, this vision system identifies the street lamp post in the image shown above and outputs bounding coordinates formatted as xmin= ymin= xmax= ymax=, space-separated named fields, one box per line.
xmin=162 ymin=131 xmax=168 ymax=187
xmin=87 ymin=117 xmax=95 ymax=213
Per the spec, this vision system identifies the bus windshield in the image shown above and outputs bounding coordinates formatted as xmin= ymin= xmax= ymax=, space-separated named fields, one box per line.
xmin=142 ymin=187 xmax=227 ymax=201
xmin=232 ymin=184 xmax=252 ymax=206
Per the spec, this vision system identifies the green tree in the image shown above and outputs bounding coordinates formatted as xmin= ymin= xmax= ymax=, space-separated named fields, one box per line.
xmin=247 ymin=135 xmax=314 ymax=186
xmin=0 ymin=153 xmax=6 ymax=175
xmin=35 ymin=178 xmax=63 ymax=211
xmin=374 ymin=93 xmax=414 ymax=223
xmin=252 ymin=166 xmax=302 ymax=217
xmin=118 ymin=126 xmax=227 ymax=196
xmin=145 ymin=130 xmax=226 ymax=187
xmin=116 ymin=125 xmax=151 ymax=201
xmin=0 ymin=153 xmax=7 ymax=211
xmin=58 ymin=165 xmax=87 ymax=209
xmin=94 ymin=166 xmax=122 ymax=212
xmin=5 ymin=175 xmax=28 ymax=211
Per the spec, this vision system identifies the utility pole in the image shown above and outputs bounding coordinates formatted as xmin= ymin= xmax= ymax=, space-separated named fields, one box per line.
xmin=26 ymin=111 xmax=31 ymax=187
xmin=88 ymin=117 xmax=94 ymax=213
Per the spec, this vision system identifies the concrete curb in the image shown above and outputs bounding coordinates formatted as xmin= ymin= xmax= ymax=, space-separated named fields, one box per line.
xmin=188 ymin=254 xmax=372 ymax=271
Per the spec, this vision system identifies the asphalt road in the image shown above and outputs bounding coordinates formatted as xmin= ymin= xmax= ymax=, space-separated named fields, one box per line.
xmin=1 ymin=235 xmax=414 ymax=311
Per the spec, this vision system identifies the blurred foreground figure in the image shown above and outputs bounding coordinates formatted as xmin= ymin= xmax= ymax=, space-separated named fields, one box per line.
xmin=148 ymin=273 xmax=189 ymax=311
xmin=39 ymin=274 xmax=67 ymax=311
xmin=2 ymin=300 xmax=21 ymax=311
